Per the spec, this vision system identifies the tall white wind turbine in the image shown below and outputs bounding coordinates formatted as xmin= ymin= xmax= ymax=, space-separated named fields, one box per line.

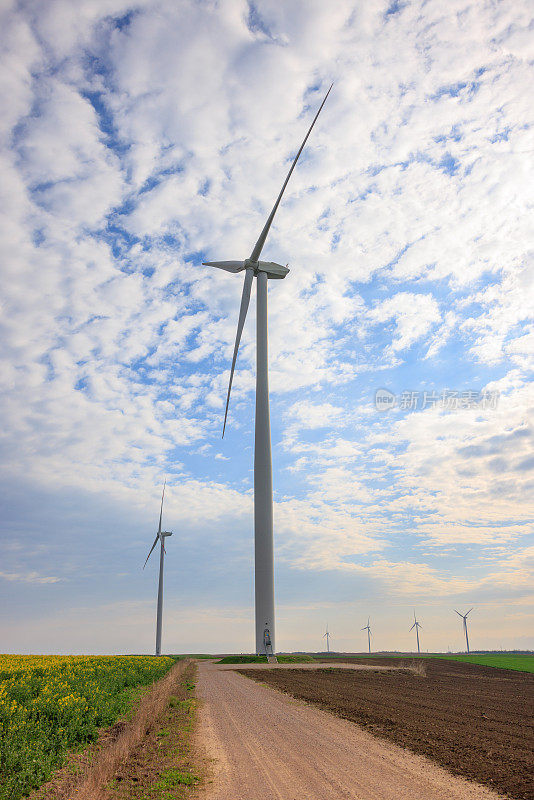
xmin=323 ymin=624 xmax=331 ymax=653
xmin=410 ymin=610 xmax=422 ymax=654
xmin=143 ymin=481 xmax=173 ymax=656
xmin=362 ymin=618 xmax=372 ymax=654
xmin=203 ymin=85 xmax=332 ymax=655
xmin=454 ymin=608 xmax=473 ymax=653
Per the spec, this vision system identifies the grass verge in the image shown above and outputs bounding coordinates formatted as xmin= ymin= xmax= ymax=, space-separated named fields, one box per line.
xmin=107 ymin=661 xmax=200 ymax=800
xmin=173 ymin=654 xmax=213 ymax=660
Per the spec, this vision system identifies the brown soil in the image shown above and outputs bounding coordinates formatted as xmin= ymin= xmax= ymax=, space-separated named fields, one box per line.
xmin=242 ymin=658 xmax=534 ymax=800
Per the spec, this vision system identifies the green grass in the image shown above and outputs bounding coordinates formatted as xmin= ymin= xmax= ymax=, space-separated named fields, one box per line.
xmin=217 ymin=655 xmax=268 ymax=664
xmin=217 ymin=654 xmax=315 ymax=664
xmin=435 ymin=654 xmax=534 ymax=673
xmin=155 ymin=767 xmax=199 ymax=788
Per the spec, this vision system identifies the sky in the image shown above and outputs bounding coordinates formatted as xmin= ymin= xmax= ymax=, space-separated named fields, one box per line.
xmin=0 ymin=0 xmax=533 ymax=655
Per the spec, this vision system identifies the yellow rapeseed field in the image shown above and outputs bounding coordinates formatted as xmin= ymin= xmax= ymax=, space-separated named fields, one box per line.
xmin=0 ymin=653 xmax=175 ymax=800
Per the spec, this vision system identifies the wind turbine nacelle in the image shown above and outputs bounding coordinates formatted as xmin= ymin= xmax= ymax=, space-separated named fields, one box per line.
xmin=202 ymin=260 xmax=289 ymax=279
xmin=161 ymin=531 xmax=173 ymax=537
xmin=255 ymin=261 xmax=290 ymax=280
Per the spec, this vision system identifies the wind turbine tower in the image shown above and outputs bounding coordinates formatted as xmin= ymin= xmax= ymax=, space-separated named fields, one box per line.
xmin=410 ymin=610 xmax=422 ymax=654
xmin=362 ymin=618 xmax=372 ymax=654
xmin=203 ymin=85 xmax=332 ymax=654
xmin=323 ymin=624 xmax=331 ymax=653
xmin=454 ymin=608 xmax=474 ymax=653
xmin=143 ymin=482 xmax=173 ymax=656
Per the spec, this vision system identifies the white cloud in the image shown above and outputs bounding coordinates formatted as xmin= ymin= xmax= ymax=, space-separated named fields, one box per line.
xmin=286 ymin=400 xmax=344 ymax=429
xmin=368 ymin=292 xmax=441 ymax=353
xmin=0 ymin=570 xmax=61 ymax=585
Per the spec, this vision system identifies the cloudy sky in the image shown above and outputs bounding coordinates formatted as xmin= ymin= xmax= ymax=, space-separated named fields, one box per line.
xmin=1 ymin=0 xmax=533 ymax=655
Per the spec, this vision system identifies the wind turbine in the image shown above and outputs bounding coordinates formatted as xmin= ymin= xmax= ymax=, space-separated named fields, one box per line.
xmin=454 ymin=608 xmax=473 ymax=653
xmin=203 ymin=85 xmax=332 ymax=654
xmin=361 ymin=618 xmax=372 ymax=654
xmin=410 ymin=610 xmax=422 ymax=654
xmin=323 ymin=624 xmax=331 ymax=653
xmin=143 ymin=481 xmax=173 ymax=656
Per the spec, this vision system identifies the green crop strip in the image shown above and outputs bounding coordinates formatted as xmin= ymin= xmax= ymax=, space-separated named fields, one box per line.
xmin=434 ymin=654 xmax=534 ymax=673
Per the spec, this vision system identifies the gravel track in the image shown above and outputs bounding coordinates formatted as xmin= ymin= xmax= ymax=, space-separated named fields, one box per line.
xmin=195 ymin=660 xmax=504 ymax=800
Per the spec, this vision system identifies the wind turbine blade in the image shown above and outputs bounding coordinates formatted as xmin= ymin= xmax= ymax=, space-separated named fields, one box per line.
xmin=454 ymin=609 xmax=463 ymax=617
xmin=410 ymin=623 xmax=416 ymax=631
xmin=222 ymin=268 xmax=254 ymax=437
xmin=466 ymin=607 xmax=474 ymax=616
xmin=143 ymin=534 xmax=160 ymax=569
xmin=158 ymin=480 xmax=166 ymax=535
xmin=202 ymin=260 xmax=246 ymax=273
xmin=249 ymin=83 xmax=333 ymax=263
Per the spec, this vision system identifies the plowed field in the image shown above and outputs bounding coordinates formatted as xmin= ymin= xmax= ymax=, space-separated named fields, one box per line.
xmin=242 ymin=658 xmax=533 ymax=800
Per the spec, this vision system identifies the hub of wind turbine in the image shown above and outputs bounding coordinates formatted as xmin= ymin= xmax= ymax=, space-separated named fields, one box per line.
xmin=203 ymin=84 xmax=333 ymax=655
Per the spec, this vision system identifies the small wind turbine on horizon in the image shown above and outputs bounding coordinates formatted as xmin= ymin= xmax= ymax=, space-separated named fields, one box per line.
xmin=454 ymin=608 xmax=473 ymax=653
xmin=143 ymin=481 xmax=173 ymax=656
xmin=202 ymin=84 xmax=333 ymax=655
xmin=323 ymin=624 xmax=331 ymax=653
xmin=362 ymin=618 xmax=372 ymax=654
xmin=410 ymin=610 xmax=422 ymax=654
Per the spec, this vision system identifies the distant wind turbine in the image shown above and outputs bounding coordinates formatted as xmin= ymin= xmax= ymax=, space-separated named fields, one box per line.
xmin=410 ymin=610 xmax=422 ymax=654
xmin=323 ymin=624 xmax=331 ymax=653
xmin=454 ymin=608 xmax=473 ymax=653
xmin=361 ymin=617 xmax=372 ymax=654
xmin=143 ymin=481 xmax=173 ymax=656
xmin=203 ymin=85 xmax=333 ymax=654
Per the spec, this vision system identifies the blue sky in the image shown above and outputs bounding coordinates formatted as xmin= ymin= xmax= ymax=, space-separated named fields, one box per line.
xmin=0 ymin=0 xmax=533 ymax=655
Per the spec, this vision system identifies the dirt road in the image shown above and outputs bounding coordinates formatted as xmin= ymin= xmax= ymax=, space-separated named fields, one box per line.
xmin=196 ymin=661 xmax=503 ymax=800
